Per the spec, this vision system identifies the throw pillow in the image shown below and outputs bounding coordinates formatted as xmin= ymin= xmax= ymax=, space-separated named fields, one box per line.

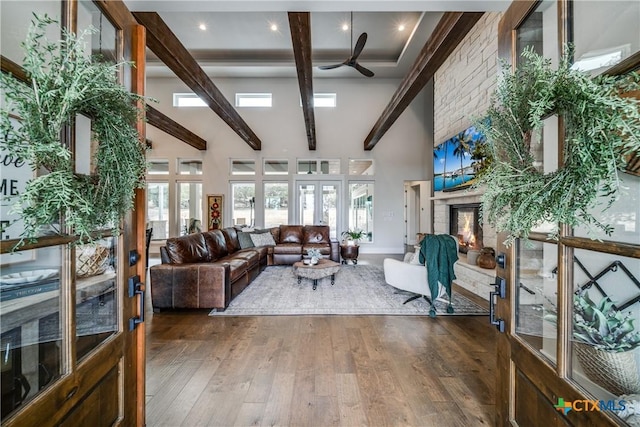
xmin=409 ymin=246 xmax=423 ymax=265
xmin=237 ymin=232 xmax=255 ymax=249
xmin=250 ymin=232 xmax=276 ymax=247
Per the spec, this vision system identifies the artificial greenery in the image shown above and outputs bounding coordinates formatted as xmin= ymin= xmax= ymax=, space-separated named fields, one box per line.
xmin=474 ymin=47 xmax=640 ymax=246
xmin=546 ymin=291 xmax=640 ymax=353
xmin=0 ymin=15 xmax=147 ymax=245
xmin=341 ymin=229 xmax=365 ymax=241
xmin=307 ymin=248 xmax=322 ymax=260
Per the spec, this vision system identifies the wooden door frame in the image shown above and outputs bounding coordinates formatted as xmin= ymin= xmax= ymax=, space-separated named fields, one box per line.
xmin=0 ymin=1 xmax=146 ymax=425
xmin=497 ymin=1 xmax=640 ymax=426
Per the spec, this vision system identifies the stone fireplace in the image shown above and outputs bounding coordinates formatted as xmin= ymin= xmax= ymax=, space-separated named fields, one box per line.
xmin=449 ymin=203 xmax=482 ymax=253
xmin=432 ymin=191 xmax=497 ymax=300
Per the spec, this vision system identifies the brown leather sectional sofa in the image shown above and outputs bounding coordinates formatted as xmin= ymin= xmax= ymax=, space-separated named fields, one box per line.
xmin=150 ymin=225 xmax=339 ymax=311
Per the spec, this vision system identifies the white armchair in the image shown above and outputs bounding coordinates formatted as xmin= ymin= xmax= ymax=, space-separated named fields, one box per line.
xmin=383 ymin=235 xmax=459 ymax=307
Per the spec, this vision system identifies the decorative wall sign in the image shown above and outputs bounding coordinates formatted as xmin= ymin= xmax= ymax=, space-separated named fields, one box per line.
xmin=1 ymin=115 xmax=35 ymax=264
xmin=207 ymin=195 xmax=224 ymax=230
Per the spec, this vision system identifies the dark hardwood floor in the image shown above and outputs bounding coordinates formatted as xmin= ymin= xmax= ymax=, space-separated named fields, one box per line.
xmin=144 ymin=255 xmax=497 ymax=427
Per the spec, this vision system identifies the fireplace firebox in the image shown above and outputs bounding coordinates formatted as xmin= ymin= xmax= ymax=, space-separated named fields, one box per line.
xmin=449 ymin=203 xmax=482 ymax=254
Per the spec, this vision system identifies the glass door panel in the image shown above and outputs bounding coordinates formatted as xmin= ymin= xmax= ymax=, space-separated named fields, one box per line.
xmin=298 ymin=183 xmax=315 ymax=226
xmin=514 ymin=240 xmax=558 ymax=366
xmin=296 ymin=180 xmax=341 ymax=238
xmin=1 ymin=245 xmax=64 ymax=421
xmin=322 ymin=184 xmax=338 ymax=239
xmin=570 ymin=248 xmax=640 ymax=403
xmin=75 ymin=237 xmax=118 ymax=361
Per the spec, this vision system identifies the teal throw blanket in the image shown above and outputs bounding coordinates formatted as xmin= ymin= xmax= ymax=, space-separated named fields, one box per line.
xmin=418 ymin=234 xmax=458 ymax=317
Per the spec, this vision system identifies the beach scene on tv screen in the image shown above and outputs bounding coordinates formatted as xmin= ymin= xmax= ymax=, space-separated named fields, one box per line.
xmin=433 ymin=125 xmax=486 ymax=192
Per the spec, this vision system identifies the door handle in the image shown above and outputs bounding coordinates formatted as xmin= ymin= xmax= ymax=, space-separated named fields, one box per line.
xmin=128 ymin=275 xmax=145 ymax=331
xmin=489 ymin=276 xmax=506 ymax=333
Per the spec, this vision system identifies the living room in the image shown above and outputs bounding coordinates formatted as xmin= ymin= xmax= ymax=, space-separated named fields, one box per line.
xmin=1 ymin=0 xmax=639 ymax=425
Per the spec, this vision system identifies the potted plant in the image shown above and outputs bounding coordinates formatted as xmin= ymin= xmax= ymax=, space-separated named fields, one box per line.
xmin=341 ymin=229 xmax=365 ymax=246
xmin=546 ymin=291 xmax=640 ymax=395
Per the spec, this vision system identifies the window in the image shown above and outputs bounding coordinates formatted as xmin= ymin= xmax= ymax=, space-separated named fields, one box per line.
xmin=349 ymin=159 xmax=374 ymax=175
xmin=235 ymin=93 xmax=272 ymax=108
xmin=147 ymin=182 xmax=169 ymax=239
xmin=178 ymin=159 xmax=202 ymax=175
xmin=264 ymin=160 xmax=288 ymax=175
xmin=231 ymin=182 xmax=255 ymax=226
xmin=173 ymin=93 xmax=207 ymax=107
xmin=297 ymin=159 xmax=340 ymax=175
xmin=231 ymin=160 xmax=256 ymax=175
xmin=177 ymin=182 xmax=203 ymax=236
xmin=264 ymin=182 xmax=288 ymax=227
xmin=299 ymin=93 xmax=337 ymax=108
xmin=348 ymin=183 xmax=374 ymax=242
xmin=148 ymin=159 xmax=169 ymax=175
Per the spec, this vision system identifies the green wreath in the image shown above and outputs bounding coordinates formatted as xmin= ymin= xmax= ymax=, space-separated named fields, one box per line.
xmin=0 ymin=16 xmax=147 ymax=245
xmin=474 ymin=47 xmax=640 ymax=246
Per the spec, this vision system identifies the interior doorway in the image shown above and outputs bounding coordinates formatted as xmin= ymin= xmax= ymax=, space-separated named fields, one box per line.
xmin=404 ymin=180 xmax=432 ymax=246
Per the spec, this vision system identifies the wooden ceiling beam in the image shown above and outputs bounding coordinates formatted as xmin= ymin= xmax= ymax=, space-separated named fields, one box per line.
xmin=146 ymin=106 xmax=207 ymax=150
xmin=2 ymin=55 xmax=206 ymax=151
xmin=363 ymin=12 xmax=484 ymax=151
xmin=1 ymin=55 xmax=28 ymax=83
xmin=288 ymin=12 xmax=316 ymax=151
xmin=133 ymin=12 xmax=262 ymax=150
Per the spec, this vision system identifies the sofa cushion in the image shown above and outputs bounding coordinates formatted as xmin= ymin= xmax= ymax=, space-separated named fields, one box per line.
xmin=203 ymin=230 xmax=229 ymax=261
xmin=165 ymin=233 xmax=210 ymax=264
xmin=211 ymin=258 xmax=247 ymax=282
xmin=273 ymin=243 xmax=303 ymax=255
xmin=269 ymin=226 xmax=280 ymax=243
xmin=237 ymin=231 xmax=255 ymax=249
xmin=228 ymin=249 xmax=260 ymax=267
xmin=279 ymin=225 xmax=304 ymax=243
xmin=303 ymin=225 xmax=330 ymax=244
xmin=302 ymin=243 xmax=331 ymax=256
xmin=250 ymin=232 xmax=276 ymax=247
xmin=222 ymin=227 xmax=242 ymax=253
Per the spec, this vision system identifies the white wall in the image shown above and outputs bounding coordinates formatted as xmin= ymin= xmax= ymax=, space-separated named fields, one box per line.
xmin=145 ymin=77 xmax=430 ymax=253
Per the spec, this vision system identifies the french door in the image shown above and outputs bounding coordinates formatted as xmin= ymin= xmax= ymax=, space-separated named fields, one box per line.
xmin=0 ymin=2 xmax=145 ymax=425
xmin=495 ymin=1 xmax=640 ymax=426
xmin=294 ymin=179 xmax=341 ymax=239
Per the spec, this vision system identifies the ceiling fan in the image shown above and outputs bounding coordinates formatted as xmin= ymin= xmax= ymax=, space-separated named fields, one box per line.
xmin=318 ymin=12 xmax=374 ymax=77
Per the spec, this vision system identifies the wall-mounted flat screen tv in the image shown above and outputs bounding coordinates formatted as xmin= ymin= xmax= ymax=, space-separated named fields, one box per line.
xmin=433 ymin=124 xmax=487 ymax=192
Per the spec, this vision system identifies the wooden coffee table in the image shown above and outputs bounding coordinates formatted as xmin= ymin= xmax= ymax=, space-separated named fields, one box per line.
xmin=292 ymin=259 xmax=340 ymax=290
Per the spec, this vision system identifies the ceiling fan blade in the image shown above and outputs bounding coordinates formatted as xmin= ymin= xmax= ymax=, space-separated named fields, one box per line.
xmin=354 ymin=62 xmax=375 ymax=77
xmin=352 ymin=32 xmax=368 ymax=60
xmin=318 ymin=63 xmax=345 ymax=70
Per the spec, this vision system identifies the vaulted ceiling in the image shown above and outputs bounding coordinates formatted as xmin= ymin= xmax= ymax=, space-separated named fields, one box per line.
xmin=123 ymin=1 xmax=508 ymax=150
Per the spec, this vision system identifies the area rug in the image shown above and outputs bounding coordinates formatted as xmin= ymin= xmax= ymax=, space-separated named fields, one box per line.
xmin=209 ymin=265 xmax=489 ymax=316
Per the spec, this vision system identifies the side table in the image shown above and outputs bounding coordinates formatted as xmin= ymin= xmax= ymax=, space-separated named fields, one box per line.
xmin=340 ymin=244 xmax=359 ymax=265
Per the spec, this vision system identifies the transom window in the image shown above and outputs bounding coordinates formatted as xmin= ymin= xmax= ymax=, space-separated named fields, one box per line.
xmin=173 ymin=93 xmax=206 ymax=107
xmin=264 ymin=160 xmax=288 ymax=175
xmin=349 ymin=159 xmax=374 ymax=175
xmin=148 ymin=159 xmax=169 ymax=174
xmin=235 ymin=93 xmax=272 ymax=108
xmin=299 ymin=93 xmax=337 ymax=108
xmin=178 ymin=159 xmax=202 ymax=175
xmin=231 ymin=160 xmax=256 ymax=175
xmin=297 ymin=159 xmax=340 ymax=175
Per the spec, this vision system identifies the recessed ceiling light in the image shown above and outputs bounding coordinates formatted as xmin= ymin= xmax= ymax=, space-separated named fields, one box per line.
xmin=270 ymin=23 xmax=278 ymax=32
xmin=342 ymin=23 xmax=349 ymax=31
xmin=199 ymin=23 xmax=207 ymax=31
xmin=398 ymin=24 xmax=406 ymax=32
